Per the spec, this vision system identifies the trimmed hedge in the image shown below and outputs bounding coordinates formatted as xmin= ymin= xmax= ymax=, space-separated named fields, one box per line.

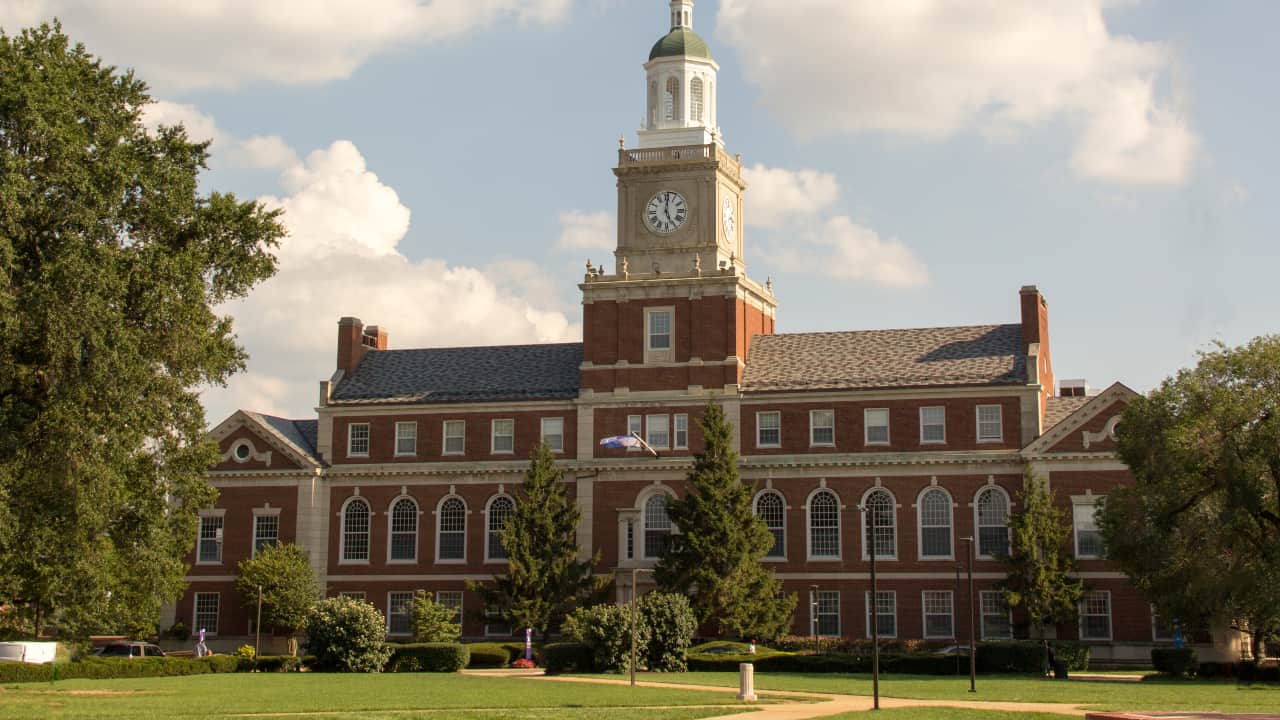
xmin=1151 ymin=647 xmax=1197 ymax=677
xmin=1196 ymin=661 xmax=1280 ymax=682
xmin=385 ymin=643 xmax=470 ymax=673
xmin=465 ymin=643 xmax=511 ymax=668
xmin=0 ymin=655 xmax=241 ymax=683
xmin=542 ymin=642 xmax=593 ymax=675
xmin=687 ymin=640 xmax=1089 ymax=676
xmin=248 ymin=655 xmax=301 ymax=673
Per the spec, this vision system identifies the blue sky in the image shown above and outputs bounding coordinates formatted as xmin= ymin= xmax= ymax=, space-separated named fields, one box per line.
xmin=4 ymin=1 xmax=1276 ymax=424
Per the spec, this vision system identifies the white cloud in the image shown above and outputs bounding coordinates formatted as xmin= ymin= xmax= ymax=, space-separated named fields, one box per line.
xmin=741 ymin=164 xmax=839 ymax=229
xmin=556 ymin=210 xmax=614 ymax=251
xmin=141 ymin=100 xmax=298 ymax=171
xmin=2 ymin=0 xmax=573 ymax=91
xmin=716 ymin=0 xmax=1196 ymax=185
xmin=762 ymin=216 xmax=929 ymax=289
xmin=201 ymin=139 xmax=580 ymax=424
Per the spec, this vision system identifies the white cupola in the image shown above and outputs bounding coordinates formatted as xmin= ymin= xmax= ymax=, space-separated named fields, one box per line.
xmin=638 ymin=0 xmax=721 ymax=149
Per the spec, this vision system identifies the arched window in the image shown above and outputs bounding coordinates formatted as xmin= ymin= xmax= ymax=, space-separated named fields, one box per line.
xmin=808 ymin=489 xmax=840 ymax=559
xmin=754 ymin=491 xmax=785 ymax=558
xmin=437 ymin=496 xmax=466 ymax=561
xmin=648 ymin=80 xmax=658 ymax=125
xmin=918 ymin=488 xmax=952 ymax=559
xmin=690 ymin=77 xmax=704 ymax=123
xmin=976 ymin=487 xmax=1011 ymax=558
xmin=486 ymin=495 xmax=515 ymax=561
xmin=862 ymin=489 xmax=896 ymax=560
xmin=644 ymin=494 xmax=673 ymax=559
xmin=664 ymin=77 xmax=680 ymax=122
xmin=341 ymin=498 xmax=370 ymax=562
xmin=389 ymin=497 xmax=418 ymax=562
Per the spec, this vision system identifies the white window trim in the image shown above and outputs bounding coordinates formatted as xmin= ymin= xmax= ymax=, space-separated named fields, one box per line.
xmin=812 ymin=589 xmax=841 ymax=637
xmin=859 ymin=488 xmax=898 ymax=561
xmin=193 ymin=592 xmax=220 ymax=637
xmin=639 ymin=489 xmax=676 ymax=562
xmin=673 ymin=413 xmax=689 ymax=450
xmin=483 ymin=494 xmax=516 ymax=564
xmin=1072 ymin=495 xmax=1105 ymax=559
xmin=434 ymin=494 xmax=468 ymax=564
xmin=540 ymin=417 xmax=565 ymax=453
xmin=804 ymin=487 xmax=842 ymax=562
xmin=980 ymin=590 xmax=1014 ymax=640
xmin=338 ymin=591 xmax=367 ymax=601
xmin=386 ymin=591 xmax=415 ymax=637
xmin=753 ymin=489 xmax=787 ymax=562
xmin=646 ymin=414 xmax=671 ymax=450
xmin=347 ymin=422 xmax=370 ymax=458
xmin=976 ymin=404 xmax=1004 ymax=443
xmin=442 ymin=420 xmax=466 ymax=456
xmin=196 ymin=509 xmax=226 ymax=565
xmin=338 ymin=496 xmax=371 ymax=565
xmin=484 ymin=607 xmax=513 ymax=638
xmin=251 ymin=508 xmax=281 ymax=559
xmin=1151 ymin=604 xmax=1176 ymax=642
xmin=921 ymin=590 xmax=955 ymax=640
xmin=386 ymin=495 xmax=420 ymax=565
xmin=974 ymin=486 xmax=1013 ymax=561
xmin=865 ymin=590 xmax=898 ymax=639
xmin=627 ymin=415 xmax=643 ymax=452
xmin=490 ymin=419 xmax=515 ymax=455
xmin=436 ymin=590 xmax=464 ymax=626
xmin=1079 ymin=590 xmax=1113 ymax=641
xmin=916 ymin=486 xmax=955 ymax=561
xmin=919 ymin=406 xmax=946 ymax=445
xmin=864 ymin=408 xmax=890 ymax=446
xmin=756 ymin=411 xmax=781 ymax=449
xmin=809 ymin=409 xmax=835 ymax=447
xmin=644 ymin=306 xmax=675 ymax=363
xmin=394 ymin=421 xmax=417 ymax=457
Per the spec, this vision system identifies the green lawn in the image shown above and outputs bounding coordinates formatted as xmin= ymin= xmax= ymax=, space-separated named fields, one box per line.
xmin=0 ymin=673 xmax=755 ymax=720
xmin=594 ymin=671 xmax=1280 ymax=713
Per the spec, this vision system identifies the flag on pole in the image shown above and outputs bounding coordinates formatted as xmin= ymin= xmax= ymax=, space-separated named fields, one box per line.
xmin=598 ymin=434 xmax=641 ymax=449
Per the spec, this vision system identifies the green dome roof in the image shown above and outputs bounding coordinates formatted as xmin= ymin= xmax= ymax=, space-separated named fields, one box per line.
xmin=649 ymin=28 xmax=713 ymax=61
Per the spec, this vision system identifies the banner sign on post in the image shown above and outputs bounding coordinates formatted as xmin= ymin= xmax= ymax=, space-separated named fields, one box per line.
xmin=525 ymin=628 xmax=532 ymax=661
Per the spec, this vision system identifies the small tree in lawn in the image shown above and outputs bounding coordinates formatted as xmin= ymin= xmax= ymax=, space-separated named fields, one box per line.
xmin=469 ymin=443 xmax=609 ymax=639
xmin=655 ymin=402 xmax=796 ymax=639
xmin=304 ymin=596 xmax=391 ymax=673
xmin=1000 ymin=469 xmax=1084 ymax=643
xmin=411 ymin=591 xmax=460 ymax=642
xmin=235 ymin=544 xmax=318 ymax=655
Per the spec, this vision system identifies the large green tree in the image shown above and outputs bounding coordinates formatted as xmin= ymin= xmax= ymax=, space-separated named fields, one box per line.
xmin=469 ymin=443 xmax=608 ymax=639
xmin=0 ymin=23 xmax=282 ymax=637
xmin=236 ymin=544 xmax=318 ymax=655
xmin=1102 ymin=336 xmax=1280 ymax=654
xmin=1000 ymin=469 xmax=1083 ymax=638
xmin=656 ymin=402 xmax=796 ymax=639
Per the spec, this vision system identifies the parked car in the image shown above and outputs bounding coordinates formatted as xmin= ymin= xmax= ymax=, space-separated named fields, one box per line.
xmin=94 ymin=642 xmax=166 ymax=658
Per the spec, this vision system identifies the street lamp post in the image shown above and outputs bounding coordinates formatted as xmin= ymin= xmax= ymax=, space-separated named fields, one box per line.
xmin=630 ymin=567 xmax=653 ymax=687
xmin=857 ymin=503 xmax=880 ymax=711
xmin=809 ymin=585 xmax=819 ymax=655
xmin=960 ymin=536 xmax=976 ymax=693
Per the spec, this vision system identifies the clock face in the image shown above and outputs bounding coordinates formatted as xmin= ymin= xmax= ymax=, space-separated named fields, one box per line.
xmin=722 ymin=197 xmax=736 ymax=240
xmin=644 ymin=190 xmax=688 ymax=235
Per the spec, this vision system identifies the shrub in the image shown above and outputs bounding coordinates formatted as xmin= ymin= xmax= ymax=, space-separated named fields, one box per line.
xmin=236 ymin=645 xmax=256 ymax=662
xmin=542 ymin=642 xmax=593 ymax=675
xmin=386 ymin=643 xmax=469 ymax=673
xmin=563 ymin=603 xmax=648 ymax=673
xmin=304 ymin=596 xmax=392 ymax=673
xmin=252 ymin=655 xmax=301 ymax=673
xmin=1051 ymin=641 xmax=1091 ymax=671
xmin=465 ymin=643 xmax=511 ymax=668
xmin=411 ymin=591 xmax=461 ymax=643
xmin=639 ymin=592 xmax=697 ymax=672
xmin=1151 ymin=647 xmax=1197 ymax=677
xmin=0 ymin=656 xmax=242 ymax=683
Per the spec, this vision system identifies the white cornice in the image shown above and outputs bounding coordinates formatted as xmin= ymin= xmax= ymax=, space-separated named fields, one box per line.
xmin=1022 ymin=381 xmax=1139 ymax=456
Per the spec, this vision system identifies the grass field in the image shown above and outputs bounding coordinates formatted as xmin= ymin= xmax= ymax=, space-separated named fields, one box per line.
xmin=589 ymin=671 xmax=1280 ymax=713
xmin=0 ymin=673 xmax=755 ymax=720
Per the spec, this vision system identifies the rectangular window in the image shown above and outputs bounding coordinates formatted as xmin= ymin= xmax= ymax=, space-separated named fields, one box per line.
xmin=1073 ymin=501 xmax=1105 ymax=558
xmin=647 ymin=308 xmax=672 ymax=351
xmin=387 ymin=592 xmax=414 ymax=636
xmin=646 ymin=414 xmax=670 ymax=450
xmin=922 ymin=591 xmax=954 ymax=639
xmin=674 ymin=414 xmax=689 ymax=449
xmin=865 ymin=591 xmax=897 ymax=638
xmin=810 ymin=410 xmax=835 ymax=446
xmin=625 ymin=519 xmax=634 ymax=560
xmin=1152 ymin=605 xmax=1177 ymax=642
xmin=864 ymin=408 xmax=890 ymax=445
xmin=756 ymin=411 xmax=781 ymax=448
xmin=541 ymin=417 xmax=564 ymax=453
xmin=348 ymin=422 xmax=370 ymax=456
xmin=194 ymin=592 xmax=220 ymax=635
xmin=198 ymin=515 xmax=223 ymax=563
xmin=815 ymin=590 xmax=840 ymax=637
xmin=627 ymin=415 xmax=642 ymax=451
xmin=484 ymin=607 xmax=513 ymax=637
xmin=920 ymin=406 xmax=946 ymax=444
xmin=338 ymin=591 xmax=366 ymax=601
xmin=436 ymin=591 xmax=464 ymax=625
xmin=980 ymin=591 xmax=1013 ymax=640
xmin=491 ymin=419 xmax=514 ymax=454
xmin=252 ymin=514 xmax=279 ymax=557
xmin=977 ymin=405 xmax=1003 ymax=442
xmin=443 ymin=420 xmax=465 ymax=455
xmin=1079 ymin=591 xmax=1112 ymax=640
xmin=395 ymin=422 xmax=417 ymax=456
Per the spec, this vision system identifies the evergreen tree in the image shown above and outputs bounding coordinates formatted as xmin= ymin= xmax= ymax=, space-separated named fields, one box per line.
xmin=469 ymin=443 xmax=608 ymax=638
xmin=1000 ymin=468 xmax=1084 ymax=637
xmin=655 ymin=402 xmax=796 ymax=639
xmin=236 ymin=544 xmax=318 ymax=655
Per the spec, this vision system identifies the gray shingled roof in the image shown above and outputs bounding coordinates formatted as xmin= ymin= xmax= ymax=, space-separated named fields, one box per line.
xmin=329 ymin=343 xmax=583 ymax=405
xmin=1043 ymin=395 xmax=1090 ymax=430
xmin=742 ymin=324 xmax=1027 ymax=392
xmin=250 ymin=413 xmax=321 ymax=464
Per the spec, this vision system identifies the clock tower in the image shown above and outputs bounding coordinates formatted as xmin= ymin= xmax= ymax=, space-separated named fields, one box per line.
xmin=579 ymin=0 xmax=776 ymax=397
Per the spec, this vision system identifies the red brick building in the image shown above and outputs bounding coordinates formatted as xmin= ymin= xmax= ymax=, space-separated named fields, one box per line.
xmin=172 ymin=2 xmax=1189 ymax=664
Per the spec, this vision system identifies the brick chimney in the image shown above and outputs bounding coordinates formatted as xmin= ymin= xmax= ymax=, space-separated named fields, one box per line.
xmin=1019 ymin=285 xmax=1054 ymax=422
